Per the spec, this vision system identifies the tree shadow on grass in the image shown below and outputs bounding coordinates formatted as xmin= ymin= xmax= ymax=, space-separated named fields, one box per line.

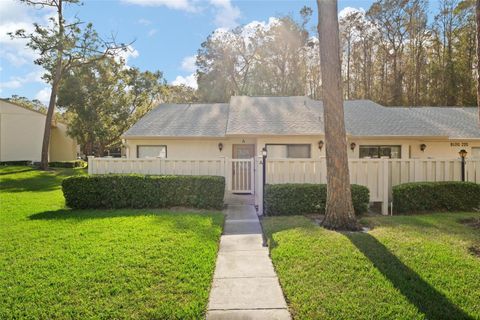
xmin=1 ymin=167 xmax=84 ymax=193
xmin=346 ymin=232 xmax=473 ymax=320
xmin=29 ymin=208 xmax=220 ymax=221
xmin=29 ymin=208 xmax=224 ymax=243
xmin=0 ymin=168 xmax=35 ymax=176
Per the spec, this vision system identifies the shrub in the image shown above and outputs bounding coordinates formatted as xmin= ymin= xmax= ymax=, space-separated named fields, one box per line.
xmin=264 ymin=183 xmax=370 ymax=216
xmin=62 ymin=174 xmax=225 ymax=210
xmin=393 ymin=181 xmax=480 ymax=214
xmin=49 ymin=160 xmax=86 ymax=168
xmin=0 ymin=161 xmax=33 ymax=166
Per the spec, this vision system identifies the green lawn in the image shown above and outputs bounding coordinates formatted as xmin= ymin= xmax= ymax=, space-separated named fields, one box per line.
xmin=0 ymin=166 xmax=223 ymax=319
xmin=263 ymin=213 xmax=480 ymax=320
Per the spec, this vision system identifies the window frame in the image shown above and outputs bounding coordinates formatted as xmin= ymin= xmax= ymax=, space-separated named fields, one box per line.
xmin=136 ymin=145 xmax=168 ymax=159
xmin=265 ymin=143 xmax=312 ymax=159
xmin=359 ymin=145 xmax=402 ymax=159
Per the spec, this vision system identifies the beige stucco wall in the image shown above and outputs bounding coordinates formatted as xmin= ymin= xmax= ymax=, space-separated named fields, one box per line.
xmin=125 ymin=137 xmax=256 ymax=159
xmin=124 ymin=135 xmax=480 ymax=160
xmin=50 ymin=122 xmax=77 ymax=161
xmin=0 ymin=100 xmax=77 ymax=162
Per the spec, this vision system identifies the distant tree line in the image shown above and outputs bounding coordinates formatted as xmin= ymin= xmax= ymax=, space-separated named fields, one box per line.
xmin=196 ymin=0 xmax=477 ymax=107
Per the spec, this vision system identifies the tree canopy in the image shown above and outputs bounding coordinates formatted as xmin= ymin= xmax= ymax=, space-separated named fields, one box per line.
xmin=195 ymin=0 xmax=477 ymax=107
xmin=57 ymin=57 xmax=166 ymax=156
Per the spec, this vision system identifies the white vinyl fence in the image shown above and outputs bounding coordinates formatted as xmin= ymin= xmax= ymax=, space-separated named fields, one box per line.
xmin=88 ymin=156 xmax=480 ymax=215
xmin=88 ymin=156 xmax=225 ymax=176
xmin=265 ymin=157 xmax=480 ymax=215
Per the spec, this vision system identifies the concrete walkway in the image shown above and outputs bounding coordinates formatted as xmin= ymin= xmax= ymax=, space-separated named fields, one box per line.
xmin=206 ymin=198 xmax=291 ymax=320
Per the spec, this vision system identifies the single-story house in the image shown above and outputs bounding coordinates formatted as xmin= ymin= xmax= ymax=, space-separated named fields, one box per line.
xmin=0 ymin=99 xmax=77 ymax=162
xmin=122 ymin=96 xmax=480 ymax=161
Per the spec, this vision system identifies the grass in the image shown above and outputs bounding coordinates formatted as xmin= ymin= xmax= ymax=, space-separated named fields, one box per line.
xmin=262 ymin=213 xmax=480 ymax=320
xmin=0 ymin=166 xmax=224 ymax=319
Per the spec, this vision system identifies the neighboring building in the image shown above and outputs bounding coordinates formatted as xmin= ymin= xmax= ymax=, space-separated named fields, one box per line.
xmin=122 ymin=96 xmax=480 ymax=161
xmin=0 ymin=99 xmax=77 ymax=162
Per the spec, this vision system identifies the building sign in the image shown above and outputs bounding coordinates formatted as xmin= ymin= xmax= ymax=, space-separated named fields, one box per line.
xmin=450 ymin=142 xmax=469 ymax=147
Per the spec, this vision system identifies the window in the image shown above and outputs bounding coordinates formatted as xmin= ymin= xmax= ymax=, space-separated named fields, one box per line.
xmin=359 ymin=145 xmax=401 ymax=159
xmin=266 ymin=144 xmax=311 ymax=158
xmin=137 ymin=145 xmax=167 ymax=158
xmin=472 ymin=147 xmax=480 ymax=159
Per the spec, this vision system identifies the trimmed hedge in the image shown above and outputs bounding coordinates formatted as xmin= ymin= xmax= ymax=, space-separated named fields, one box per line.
xmin=49 ymin=160 xmax=86 ymax=168
xmin=264 ymin=183 xmax=370 ymax=216
xmin=62 ymin=174 xmax=225 ymax=210
xmin=393 ymin=181 xmax=480 ymax=214
xmin=0 ymin=161 xmax=33 ymax=166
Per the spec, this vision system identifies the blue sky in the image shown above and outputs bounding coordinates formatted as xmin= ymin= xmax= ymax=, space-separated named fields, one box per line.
xmin=0 ymin=0 xmax=375 ymax=104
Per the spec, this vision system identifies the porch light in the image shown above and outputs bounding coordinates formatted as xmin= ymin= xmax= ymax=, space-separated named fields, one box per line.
xmin=350 ymin=142 xmax=356 ymax=151
xmin=459 ymin=149 xmax=467 ymax=182
xmin=318 ymin=140 xmax=324 ymax=151
xmin=218 ymin=142 xmax=223 ymax=152
xmin=262 ymin=147 xmax=267 ymax=157
xmin=420 ymin=143 xmax=427 ymax=152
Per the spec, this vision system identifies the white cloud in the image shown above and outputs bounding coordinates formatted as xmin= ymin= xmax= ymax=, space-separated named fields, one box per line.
xmin=172 ymin=74 xmax=197 ymax=89
xmin=210 ymin=0 xmax=241 ymax=29
xmin=122 ymin=0 xmax=198 ymax=12
xmin=35 ymin=87 xmax=51 ymax=105
xmin=0 ymin=69 xmax=44 ymax=92
xmin=338 ymin=6 xmax=365 ymax=19
xmin=180 ymin=55 xmax=197 ymax=73
xmin=138 ymin=18 xmax=152 ymax=25
xmin=148 ymin=29 xmax=158 ymax=37
xmin=0 ymin=1 xmax=55 ymax=67
xmin=125 ymin=0 xmax=241 ymax=29
xmin=116 ymin=45 xmax=140 ymax=64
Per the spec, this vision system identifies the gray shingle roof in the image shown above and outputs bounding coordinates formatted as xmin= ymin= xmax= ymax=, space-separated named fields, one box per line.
xmin=123 ymin=103 xmax=229 ymax=137
xmin=227 ymin=96 xmax=323 ymax=135
xmin=123 ymin=96 xmax=480 ymax=139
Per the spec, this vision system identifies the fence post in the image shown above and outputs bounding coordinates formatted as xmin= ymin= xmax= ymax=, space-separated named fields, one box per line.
xmin=219 ymin=156 xmax=226 ymax=179
xmin=414 ymin=159 xmax=421 ymax=182
xmin=256 ymin=155 xmax=264 ymax=215
xmin=381 ymin=158 xmax=389 ymax=215
xmin=225 ymin=157 xmax=231 ymax=191
xmin=87 ymin=156 xmax=94 ymax=175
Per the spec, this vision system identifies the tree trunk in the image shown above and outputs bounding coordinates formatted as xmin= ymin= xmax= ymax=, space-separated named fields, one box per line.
xmin=39 ymin=80 xmax=60 ymax=170
xmin=477 ymin=0 xmax=480 ymax=124
xmin=40 ymin=0 xmax=64 ymax=170
xmin=317 ymin=0 xmax=359 ymax=231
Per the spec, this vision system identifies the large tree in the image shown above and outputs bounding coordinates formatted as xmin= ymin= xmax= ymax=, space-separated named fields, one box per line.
xmin=10 ymin=0 xmax=127 ymax=170
xmin=57 ymin=57 xmax=166 ymax=156
xmin=317 ymin=0 xmax=359 ymax=230
xmin=477 ymin=0 xmax=480 ymax=122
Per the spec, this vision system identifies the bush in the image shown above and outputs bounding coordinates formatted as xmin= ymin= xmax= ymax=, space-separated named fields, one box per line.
xmin=393 ymin=181 xmax=480 ymax=214
xmin=49 ymin=160 xmax=86 ymax=168
xmin=264 ymin=183 xmax=370 ymax=216
xmin=62 ymin=174 xmax=225 ymax=210
xmin=0 ymin=161 xmax=33 ymax=166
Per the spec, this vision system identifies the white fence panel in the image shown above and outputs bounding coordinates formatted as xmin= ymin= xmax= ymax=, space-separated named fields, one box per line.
xmin=88 ymin=156 xmax=225 ymax=177
xmin=466 ymin=159 xmax=480 ymax=183
xmin=264 ymin=157 xmax=476 ymax=215
xmin=88 ymin=156 xmax=479 ymax=216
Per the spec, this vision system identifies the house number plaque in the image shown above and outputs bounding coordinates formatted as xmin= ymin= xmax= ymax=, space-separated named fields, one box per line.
xmin=450 ymin=142 xmax=469 ymax=147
